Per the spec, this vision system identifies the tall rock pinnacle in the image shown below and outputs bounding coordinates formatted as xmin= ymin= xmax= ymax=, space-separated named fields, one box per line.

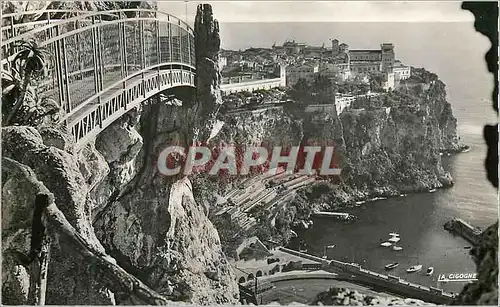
xmin=193 ymin=3 xmax=222 ymax=141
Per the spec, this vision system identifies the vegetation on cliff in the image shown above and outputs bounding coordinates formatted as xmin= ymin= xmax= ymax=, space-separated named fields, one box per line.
xmin=2 ymin=41 xmax=62 ymax=126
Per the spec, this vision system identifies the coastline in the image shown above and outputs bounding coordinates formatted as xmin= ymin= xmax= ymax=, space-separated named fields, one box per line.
xmin=288 ymin=146 xmax=471 ymax=237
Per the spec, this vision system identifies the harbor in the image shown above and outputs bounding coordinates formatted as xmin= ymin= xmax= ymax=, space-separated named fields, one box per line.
xmin=298 ymin=187 xmax=487 ymax=294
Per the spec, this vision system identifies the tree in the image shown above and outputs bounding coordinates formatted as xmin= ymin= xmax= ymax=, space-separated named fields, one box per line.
xmin=289 ymin=78 xmax=311 ymax=102
xmin=3 ymin=40 xmax=58 ymax=126
xmin=313 ymin=75 xmax=336 ymax=104
xmin=368 ymin=72 xmax=385 ymax=92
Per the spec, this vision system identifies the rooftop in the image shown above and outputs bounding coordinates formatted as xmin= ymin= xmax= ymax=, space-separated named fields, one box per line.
xmin=350 ymin=49 xmax=382 ymax=54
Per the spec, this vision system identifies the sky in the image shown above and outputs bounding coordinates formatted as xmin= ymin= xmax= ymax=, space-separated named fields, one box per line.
xmin=158 ymin=1 xmax=475 ymax=23
xmin=157 ymin=0 xmax=494 ymax=127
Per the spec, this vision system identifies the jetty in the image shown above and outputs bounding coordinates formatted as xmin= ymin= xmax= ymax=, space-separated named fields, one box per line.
xmin=444 ymin=218 xmax=482 ymax=245
xmin=312 ymin=211 xmax=356 ymax=221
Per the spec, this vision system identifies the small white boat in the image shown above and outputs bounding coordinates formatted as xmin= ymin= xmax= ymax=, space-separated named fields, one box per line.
xmin=407 ymin=265 xmax=423 ymax=273
xmin=327 ymin=245 xmax=336 ymax=249
xmin=388 ymin=237 xmax=400 ymax=243
xmin=389 ymin=232 xmax=400 ymax=237
xmin=380 ymin=242 xmax=392 ymax=247
xmin=392 ymin=246 xmax=403 ymax=251
xmin=429 ymin=189 xmax=436 ymax=193
xmin=426 ymin=267 xmax=434 ymax=276
xmin=322 ymin=255 xmax=328 ymax=259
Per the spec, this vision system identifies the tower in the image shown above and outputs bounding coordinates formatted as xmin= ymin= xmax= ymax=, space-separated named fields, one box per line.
xmin=380 ymin=43 xmax=395 ymax=73
xmin=339 ymin=43 xmax=349 ymax=54
xmin=279 ymin=64 xmax=287 ymax=87
xmin=331 ymin=39 xmax=339 ymax=55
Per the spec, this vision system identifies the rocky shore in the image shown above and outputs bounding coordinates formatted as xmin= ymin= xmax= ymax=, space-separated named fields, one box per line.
xmin=312 ymin=287 xmax=435 ymax=306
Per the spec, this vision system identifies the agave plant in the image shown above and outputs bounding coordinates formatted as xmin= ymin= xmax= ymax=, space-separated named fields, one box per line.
xmin=4 ymin=40 xmax=50 ymax=126
xmin=21 ymin=86 xmax=62 ymax=126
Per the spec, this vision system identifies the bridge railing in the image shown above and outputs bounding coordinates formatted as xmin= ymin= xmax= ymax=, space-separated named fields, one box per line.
xmin=2 ymin=8 xmax=195 ymax=130
xmin=69 ymin=67 xmax=195 ymax=148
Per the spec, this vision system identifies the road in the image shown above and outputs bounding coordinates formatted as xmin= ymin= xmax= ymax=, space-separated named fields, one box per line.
xmin=259 ymin=278 xmax=402 ymax=305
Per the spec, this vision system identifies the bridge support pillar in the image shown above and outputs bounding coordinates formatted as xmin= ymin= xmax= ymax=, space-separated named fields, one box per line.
xmin=53 ymin=26 xmax=66 ymax=113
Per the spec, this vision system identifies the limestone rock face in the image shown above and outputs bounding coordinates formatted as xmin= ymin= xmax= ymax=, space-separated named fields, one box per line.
xmin=454 ymin=222 xmax=498 ymax=305
xmin=92 ymin=115 xmax=144 ymax=214
xmin=1 ymin=126 xmax=112 ymax=304
xmin=38 ymin=126 xmax=75 ymax=152
xmin=93 ymin=102 xmax=239 ymax=305
xmin=94 ymin=176 xmax=239 ymax=304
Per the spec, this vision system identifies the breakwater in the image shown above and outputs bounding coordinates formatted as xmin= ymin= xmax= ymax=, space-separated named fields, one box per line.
xmin=444 ymin=217 xmax=482 ymax=245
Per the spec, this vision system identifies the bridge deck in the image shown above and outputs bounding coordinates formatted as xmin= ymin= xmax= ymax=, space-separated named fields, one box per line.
xmin=50 ymin=70 xmax=165 ymax=125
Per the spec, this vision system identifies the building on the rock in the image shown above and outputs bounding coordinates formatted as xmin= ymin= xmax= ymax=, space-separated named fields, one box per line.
xmin=303 ymin=44 xmax=327 ymax=59
xmin=219 ymin=56 xmax=227 ymax=70
xmin=331 ymin=38 xmax=340 ymax=56
xmin=234 ymin=236 xmax=272 ymax=261
xmin=393 ymin=60 xmax=411 ymax=80
xmin=285 ymin=62 xmax=319 ymax=86
xmin=349 ymin=60 xmax=381 ymax=75
xmin=380 ymin=43 xmax=396 ymax=72
xmin=383 ymin=72 xmax=396 ymax=91
xmin=274 ymin=40 xmax=308 ymax=55
xmin=331 ymin=40 xmax=396 ymax=75
xmin=319 ymin=62 xmax=340 ymax=79
xmin=336 ymin=63 xmax=352 ymax=81
xmin=339 ymin=43 xmax=349 ymax=54
xmin=335 ymin=94 xmax=357 ymax=114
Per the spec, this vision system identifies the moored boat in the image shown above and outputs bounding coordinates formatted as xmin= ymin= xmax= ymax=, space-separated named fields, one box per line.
xmin=392 ymin=246 xmax=403 ymax=251
xmin=407 ymin=265 xmax=423 ymax=273
xmin=385 ymin=262 xmax=399 ymax=270
xmin=389 ymin=232 xmax=400 ymax=237
xmin=426 ymin=267 xmax=434 ymax=276
xmin=388 ymin=237 xmax=400 ymax=243
xmin=380 ymin=242 xmax=392 ymax=247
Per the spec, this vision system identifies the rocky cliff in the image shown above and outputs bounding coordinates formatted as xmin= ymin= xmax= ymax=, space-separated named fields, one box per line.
xmin=217 ymin=70 xmax=462 ymax=210
xmin=2 ymin=3 xmax=239 ymax=305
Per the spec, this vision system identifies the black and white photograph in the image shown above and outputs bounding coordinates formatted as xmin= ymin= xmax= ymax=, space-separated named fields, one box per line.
xmin=1 ymin=1 xmax=498 ymax=306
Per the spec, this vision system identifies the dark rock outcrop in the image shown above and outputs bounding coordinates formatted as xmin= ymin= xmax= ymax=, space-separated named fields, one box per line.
xmin=453 ymin=222 xmax=498 ymax=305
xmin=312 ymin=287 xmax=435 ymax=306
xmin=193 ymin=3 xmax=222 ymax=141
xmin=2 ymin=127 xmax=113 ymax=304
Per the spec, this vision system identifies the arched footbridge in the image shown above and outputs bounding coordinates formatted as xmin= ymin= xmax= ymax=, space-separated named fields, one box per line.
xmin=2 ymin=9 xmax=196 ymax=150
xmin=2 ymin=8 xmax=286 ymax=150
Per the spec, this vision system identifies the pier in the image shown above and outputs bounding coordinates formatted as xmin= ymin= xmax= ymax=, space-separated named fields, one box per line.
xmin=312 ymin=211 xmax=356 ymax=221
xmin=444 ymin=217 xmax=482 ymax=245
